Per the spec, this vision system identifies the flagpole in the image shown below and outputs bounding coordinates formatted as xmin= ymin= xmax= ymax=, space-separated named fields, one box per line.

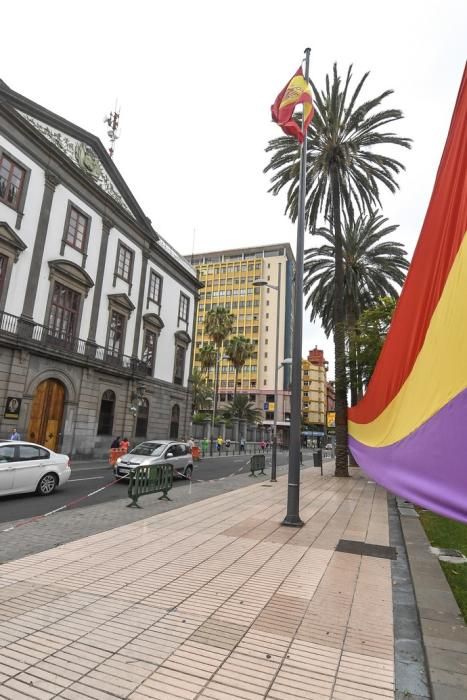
xmin=282 ymin=47 xmax=311 ymax=527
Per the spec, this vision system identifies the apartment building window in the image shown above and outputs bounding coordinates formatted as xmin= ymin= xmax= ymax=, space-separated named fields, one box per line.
xmin=266 ymin=313 xmax=269 ymax=319
xmin=48 ymin=282 xmax=81 ymax=344
xmin=142 ymin=329 xmax=157 ymax=375
xmin=264 ymin=352 xmax=268 ymax=358
xmin=0 ymin=154 xmax=26 ymax=210
xmin=264 ymin=365 xmax=267 ymax=372
xmin=107 ymin=310 xmax=125 ymax=357
xmin=147 ymin=271 xmax=162 ymax=308
xmin=65 ymin=206 xmax=89 ymax=253
xmin=265 ymin=339 xmax=268 ymax=345
xmin=178 ymin=293 xmax=190 ymax=327
xmin=265 ymin=325 xmax=269 ymax=332
xmin=114 ymin=242 xmax=134 ymax=292
xmin=0 ymin=254 xmax=7 ymax=302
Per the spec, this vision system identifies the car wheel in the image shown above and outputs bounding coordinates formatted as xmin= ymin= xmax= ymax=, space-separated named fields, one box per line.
xmin=36 ymin=473 xmax=58 ymax=496
xmin=184 ymin=465 xmax=193 ymax=479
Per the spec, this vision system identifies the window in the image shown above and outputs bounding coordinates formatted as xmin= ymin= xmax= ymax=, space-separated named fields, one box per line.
xmin=18 ymin=445 xmax=44 ymax=461
xmin=115 ymin=242 xmax=134 ymax=287
xmin=0 ymin=445 xmax=15 ymax=462
xmin=0 ymin=254 xmax=8 ymax=300
xmin=98 ymin=390 xmax=115 ymax=435
xmin=48 ymin=282 xmax=81 ymax=343
xmin=264 ymin=352 xmax=268 ymax=358
xmin=107 ymin=310 xmax=125 ymax=357
xmin=65 ymin=206 xmax=89 ymax=252
xmin=178 ymin=293 xmax=190 ymax=324
xmin=148 ymin=270 xmax=162 ymax=306
xmin=142 ymin=329 xmax=157 ymax=375
xmin=264 ymin=366 xmax=268 ymax=372
xmin=169 ymin=404 xmax=180 ymax=439
xmin=135 ymin=398 xmax=149 ymax=437
xmin=174 ymin=345 xmax=186 ymax=385
xmin=0 ymin=155 xmax=25 ymax=209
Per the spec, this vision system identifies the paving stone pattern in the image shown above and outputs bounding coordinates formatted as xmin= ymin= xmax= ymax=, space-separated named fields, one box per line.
xmin=0 ymin=465 xmax=395 ymax=699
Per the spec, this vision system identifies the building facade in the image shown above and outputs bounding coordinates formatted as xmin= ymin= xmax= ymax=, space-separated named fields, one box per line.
xmin=189 ymin=244 xmax=294 ymax=435
xmin=301 ymin=347 xmax=328 ymax=443
xmin=0 ymin=80 xmax=201 ymax=457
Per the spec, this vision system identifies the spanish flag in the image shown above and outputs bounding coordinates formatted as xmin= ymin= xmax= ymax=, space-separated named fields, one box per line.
xmin=348 ymin=66 xmax=467 ymax=523
xmin=271 ymin=66 xmax=314 ymax=142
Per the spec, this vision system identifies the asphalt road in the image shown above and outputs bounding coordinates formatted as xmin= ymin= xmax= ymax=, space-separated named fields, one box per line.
xmin=0 ymin=449 xmax=295 ymax=524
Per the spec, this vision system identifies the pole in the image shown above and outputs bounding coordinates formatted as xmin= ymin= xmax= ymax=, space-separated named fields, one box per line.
xmin=271 ymin=262 xmax=281 ymax=481
xmin=282 ymin=48 xmax=311 ymax=527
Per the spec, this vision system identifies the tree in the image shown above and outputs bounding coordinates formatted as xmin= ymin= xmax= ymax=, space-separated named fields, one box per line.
xmin=303 ymin=212 xmax=409 ymax=404
xmin=197 ymin=343 xmax=217 ymax=382
xmin=190 ymin=368 xmax=213 ymax=413
xmin=224 ymin=335 xmax=256 ymax=399
xmin=204 ymin=307 xmax=235 ymax=422
xmin=350 ymin=297 xmax=396 ymax=390
xmin=223 ymin=394 xmax=262 ymax=423
xmin=265 ymin=64 xmax=411 ymax=476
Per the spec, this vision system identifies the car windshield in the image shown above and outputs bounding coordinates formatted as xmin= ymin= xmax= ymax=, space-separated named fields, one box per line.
xmin=129 ymin=442 xmax=166 ymax=457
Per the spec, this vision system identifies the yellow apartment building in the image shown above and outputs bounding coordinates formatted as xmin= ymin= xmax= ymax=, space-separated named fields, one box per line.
xmin=189 ymin=244 xmax=295 ymax=432
xmin=302 ymin=347 xmax=328 ymax=444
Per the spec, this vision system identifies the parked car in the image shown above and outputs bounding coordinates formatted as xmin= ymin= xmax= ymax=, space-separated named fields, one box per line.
xmin=0 ymin=441 xmax=71 ymax=497
xmin=325 ymin=443 xmax=333 ymax=449
xmin=114 ymin=440 xmax=193 ymax=480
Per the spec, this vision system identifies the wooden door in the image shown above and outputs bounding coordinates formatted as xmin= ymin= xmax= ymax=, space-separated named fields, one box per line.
xmin=27 ymin=380 xmax=65 ymax=451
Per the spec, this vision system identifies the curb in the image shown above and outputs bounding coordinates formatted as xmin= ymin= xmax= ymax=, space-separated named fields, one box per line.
xmin=399 ymin=501 xmax=467 ymax=699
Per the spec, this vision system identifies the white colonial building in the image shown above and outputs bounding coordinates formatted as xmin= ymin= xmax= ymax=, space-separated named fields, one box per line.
xmin=0 ymin=79 xmax=200 ymax=457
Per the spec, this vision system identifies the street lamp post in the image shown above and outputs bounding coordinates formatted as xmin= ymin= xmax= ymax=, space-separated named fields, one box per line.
xmin=253 ymin=265 xmax=284 ymax=481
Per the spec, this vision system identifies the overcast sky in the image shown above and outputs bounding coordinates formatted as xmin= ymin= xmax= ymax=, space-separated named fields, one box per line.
xmin=3 ymin=1 xmax=466 ymax=377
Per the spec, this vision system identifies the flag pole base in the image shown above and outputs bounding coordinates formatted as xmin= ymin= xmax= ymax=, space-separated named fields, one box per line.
xmin=282 ymin=515 xmax=304 ymax=528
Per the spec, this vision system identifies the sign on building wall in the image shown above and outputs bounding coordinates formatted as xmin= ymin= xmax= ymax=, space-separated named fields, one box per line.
xmin=327 ymin=411 xmax=336 ymax=428
xmin=4 ymin=397 xmax=21 ymax=419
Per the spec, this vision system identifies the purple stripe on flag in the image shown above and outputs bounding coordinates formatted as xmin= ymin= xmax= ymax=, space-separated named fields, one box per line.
xmin=349 ymin=388 xmax=467 ymax=523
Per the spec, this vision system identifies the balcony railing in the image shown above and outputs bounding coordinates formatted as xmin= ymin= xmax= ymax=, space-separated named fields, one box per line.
xmin=0 ymin=311 xmax=150 ymax=376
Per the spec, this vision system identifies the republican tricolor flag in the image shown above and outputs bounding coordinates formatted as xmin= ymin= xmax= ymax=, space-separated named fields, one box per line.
xmin=271 ymin=66 xmax=314 ymax=142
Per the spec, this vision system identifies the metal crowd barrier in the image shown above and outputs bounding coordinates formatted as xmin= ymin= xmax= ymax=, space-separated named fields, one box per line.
xmin=127 ymin=464 xmax=173 ymax=508
xmin=249 ymin=453 xmax=266 ymax=477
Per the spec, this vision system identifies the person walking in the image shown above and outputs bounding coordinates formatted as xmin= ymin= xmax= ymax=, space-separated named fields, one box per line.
xmin=9 ymin=428 xmax=21 ymax=441
xmin=110 ymin=436 xmax=121 ymax=449
xmin=216 ymin=435 xmax=223 ymax=454
xmin=201 ymin=437 xmax=209 ymax=457
xmin=260 ymin=440 xmax=266 ymax=453
xmin=120 ymin=437 xmax=130 ymax=453
xmin=187 ymin=437 xmax=195 ymax=452
xmin=240 ymin=437 xmax=245 ymax=453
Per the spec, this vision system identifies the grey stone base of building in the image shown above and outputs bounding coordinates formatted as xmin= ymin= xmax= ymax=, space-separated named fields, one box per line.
xmin=0 ymin=346 xmax=191 ymax=457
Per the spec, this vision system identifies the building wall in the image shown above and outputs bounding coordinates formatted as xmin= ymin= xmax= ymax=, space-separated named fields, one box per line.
xmin=190 ymin=244 xmax=294 ymax=423
xmin=0 ymin=91 xmax=199 ymax=454
xmin=301 ymin=348 xmax=328 ymax=427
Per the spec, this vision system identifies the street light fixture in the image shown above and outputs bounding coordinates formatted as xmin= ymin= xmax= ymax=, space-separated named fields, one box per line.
xmin=253 ymin=269 xmax=283 ymax=482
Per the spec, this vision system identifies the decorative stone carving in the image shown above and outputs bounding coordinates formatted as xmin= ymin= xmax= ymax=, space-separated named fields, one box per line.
xmin=19 ymin=112 xmax=134 ymax=217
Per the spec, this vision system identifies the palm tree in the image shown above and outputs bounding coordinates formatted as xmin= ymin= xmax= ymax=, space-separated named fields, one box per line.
xmin=190 ymin=368 xmax=213 ymax=413
xmin=265 ymin=64 xmax=411 ymax=476
xmin=224 ymin=335 xmax=256 ymax=399
xmin=204 ymin=307 xmax=235 ymax=422
xmin=303 ymin=212 xmax=409 ymax=405
xmin=198 ymin=343 xmax=217 ymax=384
xmin=223 ymin=394 xmax=262 ymax=423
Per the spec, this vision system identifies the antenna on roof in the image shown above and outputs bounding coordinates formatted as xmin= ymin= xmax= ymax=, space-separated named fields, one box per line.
xmin=104 ymin=102 xmax=120 ymax=158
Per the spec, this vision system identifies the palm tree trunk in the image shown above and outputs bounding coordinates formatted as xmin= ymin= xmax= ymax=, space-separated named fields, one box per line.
xmin=331 ymin=165 xmax=349 ymax=477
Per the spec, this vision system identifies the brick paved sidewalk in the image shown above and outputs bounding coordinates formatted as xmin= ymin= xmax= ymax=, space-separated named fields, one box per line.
xmin=0 ymin=465 xmax=394 ymax=699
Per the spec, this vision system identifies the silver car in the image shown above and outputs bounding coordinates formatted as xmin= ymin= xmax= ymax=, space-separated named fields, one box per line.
xmin=114 ymin=440 xmax=194 ymax=480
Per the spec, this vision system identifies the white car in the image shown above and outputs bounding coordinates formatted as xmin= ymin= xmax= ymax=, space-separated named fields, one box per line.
xmin=0 ymin=441 xmax=71 ymax=497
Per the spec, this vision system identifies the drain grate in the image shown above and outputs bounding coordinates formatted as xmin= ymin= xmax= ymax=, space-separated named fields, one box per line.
xmin=335 ymin=539 xmax=397 ymax=560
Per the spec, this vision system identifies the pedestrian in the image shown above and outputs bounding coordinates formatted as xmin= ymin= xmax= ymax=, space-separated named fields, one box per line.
xmin=110 ymin=436 xmax=121 ymax=449
xmin=120 ymin=437 xmax=130 ymax=452
xmin=260 ymin=440 xmax=266 ymax=452
xmin=187 ymin=436 xmax=195 ymax=452
xmin=201 ymin=437 xmax=209 ymax=456
xmin=9 ymin=428 xmax=20 ymax=441
xmin=216 ymin=435 xmax=223 ymax=454
xmin=265 ymin=440 xmax=270 ymax=452
xmin=240 ymin=437 xmax=245 ymax=453
xmin=225 ymin=438 xmax=231 ymax=449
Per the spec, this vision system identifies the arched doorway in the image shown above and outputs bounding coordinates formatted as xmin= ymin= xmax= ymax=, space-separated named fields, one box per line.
xmin=169 ymin=404 xmax=180 ymax=439
xmin=28 ymin=379 xmax=65 ymax=451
